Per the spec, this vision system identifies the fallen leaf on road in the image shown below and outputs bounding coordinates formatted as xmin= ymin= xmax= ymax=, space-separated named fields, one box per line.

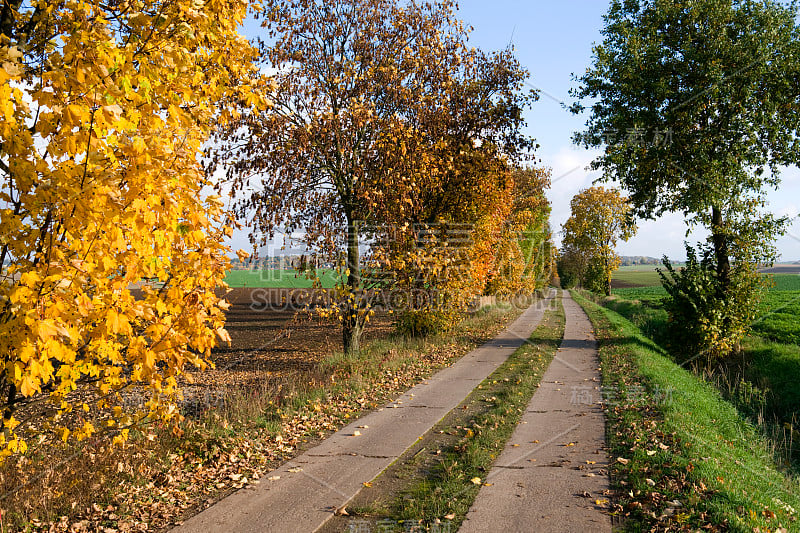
xmin=288 ymin=467 xmax=303 ymax=473
xmin=268 ymin=476 xmax=280 ymax=481
xmin=334 ymin=506 xmax=348 ymax=516
xmin=362 ymin=482 xmax=372 ymax=487
xmin=352 ymin=431 xmax=361 ymax=437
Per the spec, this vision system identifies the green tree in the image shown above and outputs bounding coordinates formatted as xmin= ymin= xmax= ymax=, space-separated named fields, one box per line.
xmin=572 ymin=0 xmax=800 ymax=355
xmin=556 ymin=244 xmax=584 ymax=290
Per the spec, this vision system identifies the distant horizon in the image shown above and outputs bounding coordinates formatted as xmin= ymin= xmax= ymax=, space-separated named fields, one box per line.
xmin=223 ymin=251 xmax=800 ymax=266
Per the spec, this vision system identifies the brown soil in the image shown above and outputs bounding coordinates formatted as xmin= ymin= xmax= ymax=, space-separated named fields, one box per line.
xmin=759 ymin=264 xmax=800 ymax=274
xmin=181 ymin=288 xmax=394 ymax=404
xmin=610 ymin=279 xmax=644 ymax=289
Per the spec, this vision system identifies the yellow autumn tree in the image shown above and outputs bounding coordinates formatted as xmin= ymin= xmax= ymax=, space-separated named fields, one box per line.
xmin=561 ymin=186 xmax=636 ymax=295
xmin=482 ymin=166 xmax=553 ymax=296
xmin=0 ymin=0 xmax=264 ymax=458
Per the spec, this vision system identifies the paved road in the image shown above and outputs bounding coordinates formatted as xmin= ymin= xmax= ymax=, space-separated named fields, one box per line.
xmin=171 ymin=292 xmax=555 ymax=533
xmin=460 ymin=292 xmax=611 ymax=533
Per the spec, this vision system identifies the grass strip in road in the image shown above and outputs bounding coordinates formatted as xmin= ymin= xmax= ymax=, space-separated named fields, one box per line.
xmin=572 ymin=290 xmax=800 ymax=532
xmin=320 ymin=291 xmax=565 ymax=533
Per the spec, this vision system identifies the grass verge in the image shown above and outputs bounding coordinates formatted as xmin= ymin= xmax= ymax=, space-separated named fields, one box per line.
xmin=572 ymin=289 xmax=800 ymax=532
xmin=600 ymin=287 xmax=800 ymax=467
xmin=320 ymin=292 xmax=565 ymax=532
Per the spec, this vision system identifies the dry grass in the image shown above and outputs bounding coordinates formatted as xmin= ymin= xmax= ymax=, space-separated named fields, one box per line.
xmin=0 ymin=302 xmax=523 ymax=532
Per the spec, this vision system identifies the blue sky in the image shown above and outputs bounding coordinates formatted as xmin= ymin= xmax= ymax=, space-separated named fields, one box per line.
xmin=236 ymin=1 xmax=800 ymax=262
xmin=455 ymin=0 xmax=800 ymax=262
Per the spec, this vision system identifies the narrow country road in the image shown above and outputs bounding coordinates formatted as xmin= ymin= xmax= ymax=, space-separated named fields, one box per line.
xmin=170 ymin=292 xmax=555 ymax=533
xmin=459 ymin=292 xmax=611 ymax=532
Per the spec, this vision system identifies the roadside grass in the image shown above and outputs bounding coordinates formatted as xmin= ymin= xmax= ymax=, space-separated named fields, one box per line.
xmin=602 ymin=284 xmax=800 ymax=472
xmin=573 ymin=290 xmax=800 ymax=532
xmin=604 ymin=286 xmax=800 ymax=425
xmin=223 ymin=268 xmax=340 ymax=288
xmin=320 ymin=292 xmax=565 ymax=533
xmin=0 ymin=303 xmax=525 ymax=531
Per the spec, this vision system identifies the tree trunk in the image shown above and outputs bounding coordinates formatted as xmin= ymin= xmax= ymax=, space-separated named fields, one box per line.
xmin=1 ymin=381 xmax=16 ymax=436
xmin=342 ymin=216 xmax=362 ymax=354
xmin=711 ymin=206 xmax=731 ymax=292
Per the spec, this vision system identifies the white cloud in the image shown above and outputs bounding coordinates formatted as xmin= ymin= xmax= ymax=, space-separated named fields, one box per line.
xmin=541 ymin=146 xmax=800 ymax=262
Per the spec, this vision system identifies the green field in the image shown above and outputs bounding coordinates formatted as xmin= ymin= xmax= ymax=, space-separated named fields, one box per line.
xmin=612 ymin=269 xmax=663 ymax=287
xmin=755 ymin=291 xmax=800 ymax=345
xmin=770 ymin=273 xmax=800 ymax=291
xmin=612 ymin=275 xmax=800 ymax=344
xmin=613 ymin=267 xmax=800 ymax=290
xmin=224 ymin=269 xmax=341 ymax=288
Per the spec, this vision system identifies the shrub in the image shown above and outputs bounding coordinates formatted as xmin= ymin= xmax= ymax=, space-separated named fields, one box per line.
xmin=659 ymin=244 xmax=766 ymax=364
xmin=395 ymin=308 xmax=455 ymax=337
xmin=583 ymin=258 xmax=609 ymax=295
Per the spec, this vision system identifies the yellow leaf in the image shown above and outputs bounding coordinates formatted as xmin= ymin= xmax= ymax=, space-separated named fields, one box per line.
xmin=19 ymin=376 xmax=36 ymax=397
xmin=37 ymin=320 xmax=60 ymax=340
xmin=215 ymin=327 xmax=232 ymax=346
xmin=132 ymin=136 xmax=147 ymax=154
